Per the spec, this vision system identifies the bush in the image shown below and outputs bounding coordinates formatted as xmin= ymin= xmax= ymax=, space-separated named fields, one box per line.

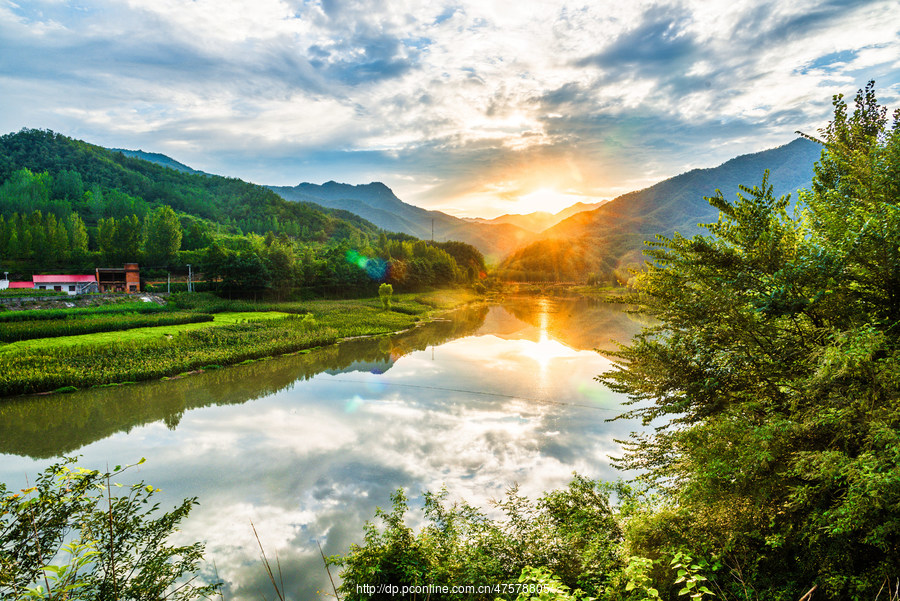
xmin=378 ymin=283 xmax=393 ymax=310
xmin=332 ymin=476 xmax=624 ymax=600
xmin=0 ymin=458 xmax=219 ymax=600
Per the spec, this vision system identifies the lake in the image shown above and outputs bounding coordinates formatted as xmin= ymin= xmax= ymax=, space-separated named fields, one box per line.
xmin=0 ymin=295 xmax=645 ymax=600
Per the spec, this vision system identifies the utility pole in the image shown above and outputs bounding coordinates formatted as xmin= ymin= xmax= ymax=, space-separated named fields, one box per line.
xmin=431 ymin=218 xmax=434 ymax=241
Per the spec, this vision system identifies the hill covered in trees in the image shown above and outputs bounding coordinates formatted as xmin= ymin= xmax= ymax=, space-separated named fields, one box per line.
xmin=498 ymin=137 xmax=822 ymax=282
xmin=0 ymin=129 xmax=484 ymax=296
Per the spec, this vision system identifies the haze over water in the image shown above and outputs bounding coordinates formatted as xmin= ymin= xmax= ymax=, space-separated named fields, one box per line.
xmin=0 ymin=296 xmax=644 ymax=600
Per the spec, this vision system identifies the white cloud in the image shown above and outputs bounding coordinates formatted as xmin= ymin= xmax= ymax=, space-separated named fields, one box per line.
xmin=1 ymin=0 xmax=899 ymax=212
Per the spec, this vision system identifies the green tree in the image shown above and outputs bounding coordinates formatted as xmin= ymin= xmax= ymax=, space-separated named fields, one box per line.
xmin=601 ymin=82 xmax=900 ymax=599
xmin=66 ymin=212 xmax=90 ymax=261
xmin=378 ymin=282 xmax=393 ymax=310
xmin=115 ymin=214 xmax=142 ymax=263
xmin=144 ymin=205 xmax=183 ymax=266
xmin=0 ymin=458 xmax=219 ymax=600
xmin=97 ymin=217 xmax=117 ymax=263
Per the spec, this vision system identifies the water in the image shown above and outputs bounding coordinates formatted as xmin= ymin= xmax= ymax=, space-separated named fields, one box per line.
xmin=0 ymin=296 xmax=645 ymax=600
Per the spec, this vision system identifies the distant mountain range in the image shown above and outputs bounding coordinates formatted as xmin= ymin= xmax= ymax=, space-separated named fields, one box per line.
xmin=108 ymin=136 xmax=823 ymax=278
xmin=462 ymin=201 xmax=607 ymax=233
xmin=499 ymin=137 xmax=822 ymax=281
xmin=109 ymin=149 xmax=205 ymax=175
xmin=268 ymin=181 xmax=537 ymax=261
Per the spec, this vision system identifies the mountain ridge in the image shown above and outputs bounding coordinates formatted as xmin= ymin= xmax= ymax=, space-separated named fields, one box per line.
xmin=499 ymin=137 xmax=822 ymax=282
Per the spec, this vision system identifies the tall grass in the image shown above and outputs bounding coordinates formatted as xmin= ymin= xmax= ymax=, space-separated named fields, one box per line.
xmin=0 ymin=312 xmax=213 ymax=342
xmin=0 ymin=316 xmax=341 ymax=396
xmin=0 ymin=302 xmax=167 ymax=323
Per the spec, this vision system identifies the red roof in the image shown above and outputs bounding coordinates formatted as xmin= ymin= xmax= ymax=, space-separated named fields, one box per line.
xmin=8 ymin=281 xmax=34 ymax=288
xmin=33 ymin=275 xmax=96 ymax=283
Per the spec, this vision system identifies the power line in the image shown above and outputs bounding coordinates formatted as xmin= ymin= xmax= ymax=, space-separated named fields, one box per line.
xmin=322 ymin=377 xmax=622 ymax=413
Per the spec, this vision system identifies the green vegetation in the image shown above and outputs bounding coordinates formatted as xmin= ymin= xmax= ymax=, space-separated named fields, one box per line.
xmin=598 ymin=82 xmax=900 ymax=599
xmin=0 ymin=301 xmax=166 ymax=323
xmin=0 ymin=290 xmax=476 ymax=395
xmin=0 ymin=311 xmax=212 ymax=342
xmin=332 ymin=477 xmax=625 ymax=601
xmin=0 ymin=129 xmax=486 ymax=298
xmin=378 ymin=282 xmax=393 ymax=310
xmin=0 ymin=458 xmax=218 ymax=600
xmin=335 ymin=83 xmax=900 ymax=600
xmin=0 ymin=289 xmax=67 ymax=298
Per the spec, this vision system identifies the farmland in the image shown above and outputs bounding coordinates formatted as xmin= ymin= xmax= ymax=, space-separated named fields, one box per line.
xmin=0 ymin=289 xmax=478 ymax=396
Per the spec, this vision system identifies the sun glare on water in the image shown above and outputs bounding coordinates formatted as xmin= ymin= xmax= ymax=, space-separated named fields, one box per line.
xmin=521 ymin=299 xmax=579 ymax=375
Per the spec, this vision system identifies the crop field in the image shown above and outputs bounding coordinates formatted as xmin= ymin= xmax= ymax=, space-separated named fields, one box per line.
xmin=0 ymin=312 xmax=213 ymax=342
xmin=0 ymin=289 xmax=478 ymax=396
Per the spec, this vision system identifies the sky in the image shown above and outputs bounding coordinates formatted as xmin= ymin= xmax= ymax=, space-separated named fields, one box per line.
xmin=1 ymin=0 xmax=899 ymax=218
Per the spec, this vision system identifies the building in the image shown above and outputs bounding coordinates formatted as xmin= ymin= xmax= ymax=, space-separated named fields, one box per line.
xmin=32 ymin=274 xmax=98 ymax=295
xmin=0 ymin=281 xmax=34 ymax=290
xmin=96 ymin=263 xmax=140 ymax=293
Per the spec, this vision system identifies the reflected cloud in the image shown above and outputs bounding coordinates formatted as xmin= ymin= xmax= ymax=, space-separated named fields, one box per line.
xmin=0 ymin=298 xmax=643 ymax=601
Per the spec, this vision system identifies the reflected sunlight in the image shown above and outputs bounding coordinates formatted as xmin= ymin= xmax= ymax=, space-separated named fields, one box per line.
xmin=521 ymin=299 xmax=579 ymax=372
xmin=520 ymin=337 xmax=580 ymax=370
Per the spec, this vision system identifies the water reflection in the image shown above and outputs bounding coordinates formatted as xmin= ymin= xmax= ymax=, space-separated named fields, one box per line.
xmin=0 ymin=298 xmax=645 ymax=601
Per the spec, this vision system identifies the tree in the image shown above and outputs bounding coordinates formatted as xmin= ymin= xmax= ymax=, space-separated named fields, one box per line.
xmin=115 ymin=214 xmax=142 ymax=263
xmin=144 ymin=205 xmax=183 ymax=267
xmin=601 ymin=82 xmax=900 ymax=599
xmin=67 ymin=212 xmax=90 ymax=261
xmin=0 ymin=458 xmax=219 ymax=600
xmin=378 ymin=282 xmax=393 ymax=310
xmin=97 ymin=217 xmax=117 ymax=263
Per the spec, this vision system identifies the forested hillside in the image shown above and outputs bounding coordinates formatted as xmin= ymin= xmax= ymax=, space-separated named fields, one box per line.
xmin=0 ymin=129 xmax=484 ymax=296
xmin=499 ymin=137 xmax=821 ymax=282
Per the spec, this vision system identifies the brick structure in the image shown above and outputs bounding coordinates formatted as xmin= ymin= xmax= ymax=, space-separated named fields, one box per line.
xmin=96 ymin=263 xmax=140 ymax=293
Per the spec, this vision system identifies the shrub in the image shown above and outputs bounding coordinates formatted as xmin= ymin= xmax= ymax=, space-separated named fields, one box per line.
xmin=378 ymin=283 xmax=393 ymax=310
xmin=0 ymin=458 xmax=219 ymax=600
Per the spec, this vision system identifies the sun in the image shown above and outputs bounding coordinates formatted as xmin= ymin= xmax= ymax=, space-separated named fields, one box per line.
xmin=516 ymin=188 xmax=584 ymax=215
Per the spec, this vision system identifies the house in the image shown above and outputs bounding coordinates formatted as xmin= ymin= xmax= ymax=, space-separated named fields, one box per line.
xmin=0 ymin=280 xmax=34 ymax=290
xmin=96 ymin=263 xmax=140 ymax=293
xmin=33 ymin=274 xmax=98 ymax=295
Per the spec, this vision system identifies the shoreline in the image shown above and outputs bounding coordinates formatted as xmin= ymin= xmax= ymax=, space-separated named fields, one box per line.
xmin=0 ymin=289 xmax=481 ymax=398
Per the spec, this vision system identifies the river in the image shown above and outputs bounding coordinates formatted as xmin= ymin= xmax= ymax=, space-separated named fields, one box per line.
xmin=0 ymin=295 xmax=645 ymax=600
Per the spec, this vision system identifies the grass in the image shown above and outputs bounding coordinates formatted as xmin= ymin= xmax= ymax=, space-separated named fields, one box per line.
xmin=0 ymin=301 xmax=166 ymax=323
xmin=0 ymin=289 xmax=479 ymax=396
xmin=0 ymin=312 xmax=214 ymax=342
xmin=0 ymin=312 xmax=290 ymax=354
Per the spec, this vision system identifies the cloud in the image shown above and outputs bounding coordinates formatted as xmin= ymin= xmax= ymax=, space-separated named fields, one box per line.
xmin=1 ymin=0 xmax=899 ymax=215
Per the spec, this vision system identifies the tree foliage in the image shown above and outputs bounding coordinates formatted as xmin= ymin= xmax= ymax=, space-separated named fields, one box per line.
xmin=333 ymin=476 xmax=625 ymax=601
xmin=0 ymin=458 xmax=219 ymax=600
xmin=144 ymin=205 xmax=183 ymax=267
xmin=600 ymin=81 xmax=900 ymax=599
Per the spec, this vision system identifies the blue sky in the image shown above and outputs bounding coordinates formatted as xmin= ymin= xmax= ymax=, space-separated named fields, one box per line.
xmin=1 ymin=0 xmax=898 ymax=217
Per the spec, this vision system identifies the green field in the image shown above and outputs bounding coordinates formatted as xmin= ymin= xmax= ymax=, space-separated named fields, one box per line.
xmin=0 ymin=311 xmax=289 ymax=353
xmin=0 ymin=290 xmax=478 ymax=396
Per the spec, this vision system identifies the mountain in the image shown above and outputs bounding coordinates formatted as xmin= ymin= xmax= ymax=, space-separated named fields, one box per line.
xmin=269 ymin=181 xmax=535 ymax=261
xmin=109 ymin=149 xmax=205 ymax=175
xmin=499 ymin=137 xmax=822 ymax=282
xmin=463 ymin=201 xmax=607 ymax=233
xmin=0 ymin=129 xmax=382 ymax=244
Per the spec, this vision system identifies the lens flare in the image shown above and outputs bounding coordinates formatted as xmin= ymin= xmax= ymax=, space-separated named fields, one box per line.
xmin=345 ymin=250 xmax=388 ymax=280
xmin=345 ymin=394 xmax=365 ymax=413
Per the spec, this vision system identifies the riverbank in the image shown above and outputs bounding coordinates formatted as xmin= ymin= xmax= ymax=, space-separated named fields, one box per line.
xmin=0 ymin=289 xmax=480 ymax=397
